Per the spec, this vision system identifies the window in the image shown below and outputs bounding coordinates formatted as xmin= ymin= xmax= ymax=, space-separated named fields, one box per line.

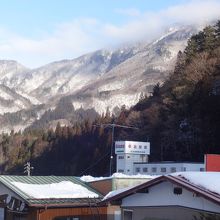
xmin=144 ymin=146 xmax=147 ymax=149
xmin=134 ymin=145 xmax=137 ymax=148
xmin=152 ymin=167 xmax=157 ymax=173
xmin=143 ymin=167 xmax=148 ymax=172
xmin=136 ymin=167 xmax=140 ymax=173
xmin=161 ymin=167 xmax=166 ymax=172
xmin=139 ymin=145 xmax=142 ymax=149
xmin=200 ymin=168 xmax=204 ymax=171
xmin=127 ymin=156 xmax=130 ymax=159
xmin=173 ymin=187 xmax=182 ymax=195
xmin=123 ymin=210 xmax=133 ymax=220
xmin=183 ymin=167 xmax=186 ymax=171
xmin=118 ymin=156 xmax=124 ymax=159
xmin=171 ymin=167 xmax=176 ymax=173
xmin=118 ymin=169 xmax=124 ymax=173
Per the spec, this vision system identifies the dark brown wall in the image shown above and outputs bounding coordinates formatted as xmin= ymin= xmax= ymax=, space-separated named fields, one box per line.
xmin=37 ymin=206 xmax=107 ymax=220
xmin=28 ymin=207 xmax=38 ymax=220
xmin=89 ymin=179 xmax=112 ymax=195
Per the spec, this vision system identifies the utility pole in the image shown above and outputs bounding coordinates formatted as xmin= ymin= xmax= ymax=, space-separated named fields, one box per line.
xmin=94 ymin=123 xmax=138 ymax=176
xmin=24 ymin=162 xmax=34 ymax=176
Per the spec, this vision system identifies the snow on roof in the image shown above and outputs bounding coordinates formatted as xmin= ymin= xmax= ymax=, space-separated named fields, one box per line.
xmin=80 ymin=172 xmax=155 ymax=182
xmin=80 ymin=176 xmax=107 ymax=182
xmin=11 ymin=181 xmax=99 ymax=199
xmin=112 ymin=173 xmax=156 ymax=179
xmin=103 ymin=185 xmax=134 ymax=201
xmin=172 ymin=172 xmax=220 ymax=195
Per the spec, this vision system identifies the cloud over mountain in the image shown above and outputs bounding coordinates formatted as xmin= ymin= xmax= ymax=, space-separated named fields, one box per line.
xmin=0 ymin=0 xmax=219 ymax=67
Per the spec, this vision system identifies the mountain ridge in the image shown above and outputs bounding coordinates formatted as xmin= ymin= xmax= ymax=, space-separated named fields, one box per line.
xmin=0 ymin=24 xmax=199 ymax=132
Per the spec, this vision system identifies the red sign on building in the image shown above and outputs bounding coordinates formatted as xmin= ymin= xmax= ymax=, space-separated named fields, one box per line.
xmin=205 ymin=154 xmax=220 ymax=171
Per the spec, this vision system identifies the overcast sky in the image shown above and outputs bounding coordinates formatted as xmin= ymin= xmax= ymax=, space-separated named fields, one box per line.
xmin=0 ymin=0 xmax=220 ymax=68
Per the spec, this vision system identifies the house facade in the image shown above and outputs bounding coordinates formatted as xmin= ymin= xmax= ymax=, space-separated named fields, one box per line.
xmin=0 ymin=175 xmax=109 ymax=220
xmin=101 ymin=172 xmax=220 ymax=220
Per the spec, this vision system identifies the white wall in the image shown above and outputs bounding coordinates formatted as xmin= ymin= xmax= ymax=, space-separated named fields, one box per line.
xmin=133 ymin=163 xmax=205 ymax=175
xmin=117 ymin=154 xmax=148 ymax=175
xmin=122 ymin=181 xmax=220 ymax=213
xmin=0 ymin=182 xmax=23 ymax=200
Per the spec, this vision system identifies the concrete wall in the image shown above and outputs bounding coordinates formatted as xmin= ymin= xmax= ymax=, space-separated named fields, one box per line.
xmin=112 ymin=178 xmax=151 ymax=191
xmin=89 ymin=178 xmax=151 ymax=196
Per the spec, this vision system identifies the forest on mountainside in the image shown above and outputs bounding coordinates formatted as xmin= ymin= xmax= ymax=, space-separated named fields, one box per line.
xmin=0 ymin=21 xmax=220 ymax=176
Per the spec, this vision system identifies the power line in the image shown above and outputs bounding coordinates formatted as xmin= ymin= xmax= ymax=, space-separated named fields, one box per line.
xmin=93 ymin=123 xmax=138 ymax=176
xmin=79 ymin=149 xmax=110 ymax=176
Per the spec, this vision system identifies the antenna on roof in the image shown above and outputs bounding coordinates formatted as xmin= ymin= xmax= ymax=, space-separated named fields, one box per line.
xmin=93 ymin=123 xmax=138 ymax=176
xmin=24 ymin=162 xmax=34 ymax=176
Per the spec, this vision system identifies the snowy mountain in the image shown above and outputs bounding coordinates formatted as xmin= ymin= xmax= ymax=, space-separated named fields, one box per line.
xmin=0 ymin=60 xmax=28 ymax=81
xmin=0 ymin=25 xmax=198 ymax=132
xmin=0 ymin=84 xmax=33 ymax=114
xmin=2 ymin=48 xmax=135 ymax=103
xmin=62 ymin=25 xmax=197 ymax=113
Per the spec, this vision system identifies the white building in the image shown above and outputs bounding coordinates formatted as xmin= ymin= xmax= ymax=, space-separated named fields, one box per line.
xmin=115 ymin=140 xmax=205 ymax=175
xmin=115 ymin=141 xmax=150 ymax=175
xmin=133 ymin=162 xmax=205 ymax=175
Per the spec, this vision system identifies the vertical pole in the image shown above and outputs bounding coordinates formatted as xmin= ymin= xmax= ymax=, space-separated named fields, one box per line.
xmin=27 ymin=162 xmax=30 ymax=176
xmin=109 ymin=125 xmax=115 ymax=176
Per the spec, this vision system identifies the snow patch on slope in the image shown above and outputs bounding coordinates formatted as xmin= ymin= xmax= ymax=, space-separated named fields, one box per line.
xmin=15 ymin=90 xmax=41 ymax=105
xmin=98 ymin=81 xmax=124 ymax=92
xmin=0 ymin=88 xmax=13 ymax=100
xmin=0 ymin=106 xmax=20 ymax=115
xmin=92 ymin=93 xmax=141 ymax=114
xmin=73 ymin=93 xmax=141 ymax=114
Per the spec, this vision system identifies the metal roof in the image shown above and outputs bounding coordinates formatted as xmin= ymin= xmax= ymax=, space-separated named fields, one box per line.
xmin=0 ymin=175 xmax=103 ymax=207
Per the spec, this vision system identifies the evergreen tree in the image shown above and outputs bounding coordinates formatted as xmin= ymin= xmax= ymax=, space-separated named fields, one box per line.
xmin=55 ymin=122 xmax=62 ymax=137
xmin=152 ymin=83 xmax=161 ymax=97
xmin=202 ymin=26 xmax=216 ymax=51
